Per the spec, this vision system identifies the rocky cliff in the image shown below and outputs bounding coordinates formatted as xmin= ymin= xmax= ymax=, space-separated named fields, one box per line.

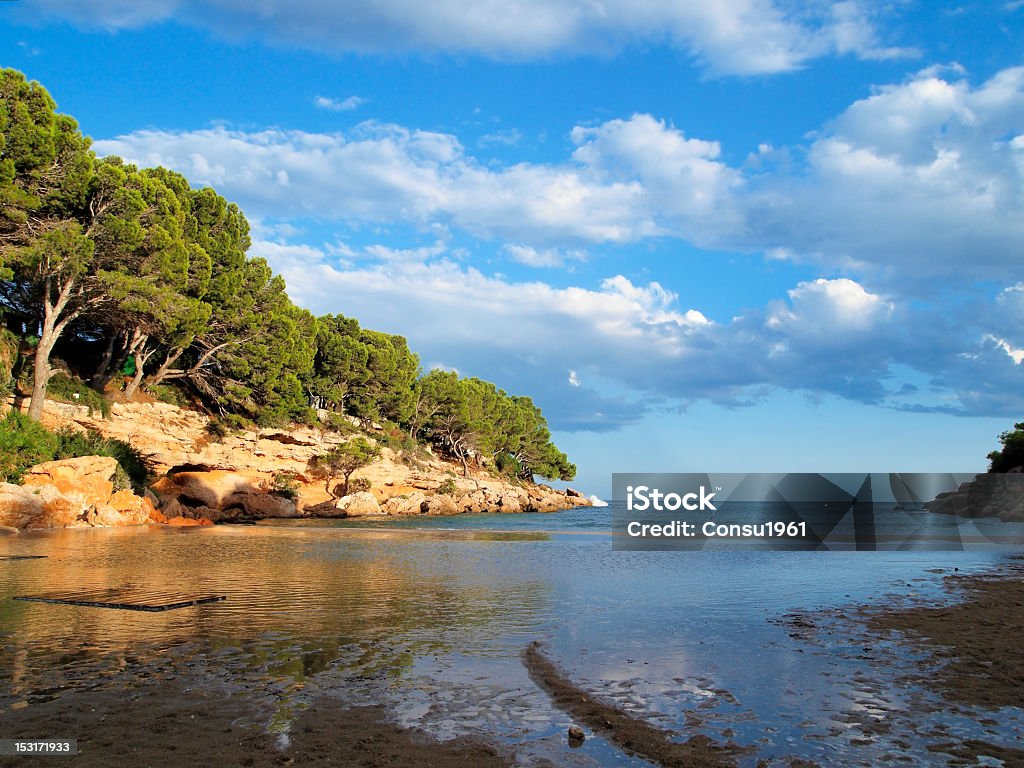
xmin=925 ymin=472 xmax=1024 ymax=522
xmin=4 ymin=398 xmax=590 ymax=530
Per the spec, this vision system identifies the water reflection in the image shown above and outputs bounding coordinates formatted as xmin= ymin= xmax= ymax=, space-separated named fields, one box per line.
xmin=1 ymin=522 xmax=1022 ymax=766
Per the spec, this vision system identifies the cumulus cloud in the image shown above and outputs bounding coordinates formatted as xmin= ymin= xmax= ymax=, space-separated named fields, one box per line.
xmin=749 ymin=66 xmax=1024 ymax=283
xmin=503 ymin=244 xmax=587 ymax=268
xmin=255 ymin=237 xmax=1017 ymax=423
xmin=95 ymin=66 xmax=1024 ymax=285
xmin=18 ymin=0 xmax=906 ymax=76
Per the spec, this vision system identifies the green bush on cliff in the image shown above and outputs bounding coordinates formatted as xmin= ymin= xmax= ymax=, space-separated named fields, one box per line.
xmin=47 ymin=373 xmax=110 ymax=418
xmin=0 ymin=411 xmax=59 ymax=483
xmin=0 ymin=413 xmax=149 ymax=490
xmin=54 ymin=428 xmax=148 ymax=493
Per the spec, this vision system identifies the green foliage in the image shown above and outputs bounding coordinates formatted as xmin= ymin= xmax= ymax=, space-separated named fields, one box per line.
xmin=349 ymin=477 xmax=372 ymax=494
xmin=147 ymin=383 xmax=188 ymax=407
xmin=988 ymin=422 xmax=1024 ymax=472
xmin=0 ymin=68 xmax=577 ymax=486
xmin=308 ymin=314 xmax=419 ymax=425
xmin=437 ymin=477 xmax=457 ymax=496
xmin=53 ymin=427 xmax=148 ymax=493
xmin=0 ymin=410 xmax=58 ymax=482
xmin=271 ymin=471 xmax=301 ymax=500
xmin=46 ymin=372 xmax=110 ymax=417
xmin=205 ymin=414 xmax=248 ymax=442
xmin=307 ymin=437 xmax=382 ymax=498
xmin=0 ymin=413 xmax=146 ymax=491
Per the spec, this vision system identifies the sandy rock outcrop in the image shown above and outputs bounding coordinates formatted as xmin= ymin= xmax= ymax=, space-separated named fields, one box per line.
xmin=0 ymin=457 xmax=161 ymax=531
xmin=381 ymin=492 xmax=428 ymax=516
xmin=335 ymin=491 xmax=383 ymax=517
xmin=22 ymin=456 xmax=118 ymax=507
xmin=33 ymin=399 xmax=594 ymax=521
xmin=151 ymin=470 xmax=299 ymax=522
xmin=422 ymin=493 xmax=459 ymax=516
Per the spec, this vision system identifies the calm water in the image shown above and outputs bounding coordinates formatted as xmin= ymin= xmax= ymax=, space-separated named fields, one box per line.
xmin=1 ymin=506 xmax=1022 ymax=766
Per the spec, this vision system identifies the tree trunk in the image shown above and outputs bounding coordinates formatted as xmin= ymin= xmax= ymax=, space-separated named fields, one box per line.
xmin=90 ymin=333 xmax=117 ymax=389
xmin=27 ymin=278 xmax=75 ymax=420
xmin=123 ymin=347 xmax=157 ymax=400
xmin=145 ymin=347 xmax=184 ymax=389
xmin=27 ymin=328 xmax=56 ymax=420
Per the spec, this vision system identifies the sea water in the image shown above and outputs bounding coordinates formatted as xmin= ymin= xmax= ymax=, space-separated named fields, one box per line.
xmin=1 ymin=505 xmax=1021 ymax=766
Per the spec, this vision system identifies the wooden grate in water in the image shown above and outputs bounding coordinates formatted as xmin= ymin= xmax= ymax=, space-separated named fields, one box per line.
xmin=12 ymin=588 xmax=226 ymax=612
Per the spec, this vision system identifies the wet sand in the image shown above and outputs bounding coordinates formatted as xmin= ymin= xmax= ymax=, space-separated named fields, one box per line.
xmin=868 ymin=557 xmax=1024 ymax=711
xmin=865 ymin=557 xmax=1024 ymax=766
xmin=0 ymin=682 xmax=513 ymax=767
xmin=523 ymin=641 xmax=743 ymax=768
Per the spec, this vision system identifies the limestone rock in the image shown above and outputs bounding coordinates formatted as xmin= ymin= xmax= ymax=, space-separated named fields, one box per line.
xmin=422 ymin=493 xmax=459 ymax=516
xmin=166 ymin=516 xmax=214 ymax=526
xmin=152 ymin=470 xmax=297 ymax=521
xmin=336 ymin=491 xmax=383 ymax=517
xmin=0 ymin=484 xmax=45 ymax=529
xmin=382 ymin=492 xmax=428 ymax=516
xmin=22 ymin=456 xmax=118 ymax=506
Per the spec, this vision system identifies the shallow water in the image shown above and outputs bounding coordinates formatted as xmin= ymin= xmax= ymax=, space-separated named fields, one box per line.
xmin=1 ymin=507 xmax=1022 ymax=766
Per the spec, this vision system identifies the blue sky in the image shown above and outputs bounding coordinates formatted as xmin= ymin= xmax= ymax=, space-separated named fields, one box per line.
xmin=3 ymin=1 xmax=1023 ymax=496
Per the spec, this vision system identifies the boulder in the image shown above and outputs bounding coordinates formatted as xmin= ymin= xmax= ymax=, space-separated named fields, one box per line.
xmin=495 ymin=492 xmax=523 ymax=514
xmin=422 ymin=493 xmax=459 ymax=516
xmin=22 ymin=456 xmax=118 ymax=506
xmin=151 ymin=470 xmax=250 ymax=509
xmin=29 ymin=485 xmax=90 ymax=529
xmin=370 ymin=484 xmax=419 ymax=503
xmin=152 ymin=470 xmax=297 ymax=521
xmin=382 ymin=492 xmax=427 ymax=516
xmin=0 ymin=483 xmax=45 ymax=530
xmin=335 ymin=491 xmax=383 ymax=517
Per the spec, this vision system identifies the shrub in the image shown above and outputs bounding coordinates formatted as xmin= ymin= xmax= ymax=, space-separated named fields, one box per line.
xmin=205 ymin=414 xmax=249 ymax=442
xmin=54 ymin=428 xmax=149 ymax=493
xmin=349 ymin=477 xmax=371 ymax=493
xmin=147 ymin=384 xmax=188 ymax=407
xmin=271 ymin=471 xmax=301 ymax=500
xmin=437 ymin=477 xmax=457 ymax=496
xmin=0 ymin=411 xmax=59 ymax=483
xmin=989 ymin=422 xmax=1024 ymax=472
xmin=47 ymin=372 xmax=110 ymax=417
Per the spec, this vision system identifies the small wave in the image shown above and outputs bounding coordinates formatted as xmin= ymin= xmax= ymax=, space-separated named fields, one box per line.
xmin=589 ymin=495 xmax=609 ymax=507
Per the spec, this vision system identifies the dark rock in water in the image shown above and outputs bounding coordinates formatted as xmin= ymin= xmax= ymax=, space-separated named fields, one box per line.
xmin=567 ymin=725 xmax=585 ymax=745
xmin=926 ymin=473 xmax=1024 ymax=522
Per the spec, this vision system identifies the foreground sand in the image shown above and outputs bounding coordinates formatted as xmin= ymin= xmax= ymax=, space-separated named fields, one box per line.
xmin=0 ymin=683 xmax=512 ymax=767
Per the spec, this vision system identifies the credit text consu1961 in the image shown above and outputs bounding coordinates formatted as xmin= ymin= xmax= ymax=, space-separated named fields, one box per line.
xmin=626 ymin=485 xmax=717 ymax=512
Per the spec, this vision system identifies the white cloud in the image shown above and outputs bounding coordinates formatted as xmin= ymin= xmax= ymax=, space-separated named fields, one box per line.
xmin=478 ymin=129 xmax=522 ymax=148
xmin=766 ymin=278 xmax=893 ymax=339
xmin=503 ymin=244 xmax=586 ymax=268
xmin=19 ymin=0 xmax=907 ymax=76
xmin=258 ymin=239 xmax=992 ymax=423
xmin=96 ymin=66 xmax=1024 ymax=285
xmin=750 ymin=67 xmax=1024 ymax=283
xmin=314 ymin=95 xmax=365 ymax=111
